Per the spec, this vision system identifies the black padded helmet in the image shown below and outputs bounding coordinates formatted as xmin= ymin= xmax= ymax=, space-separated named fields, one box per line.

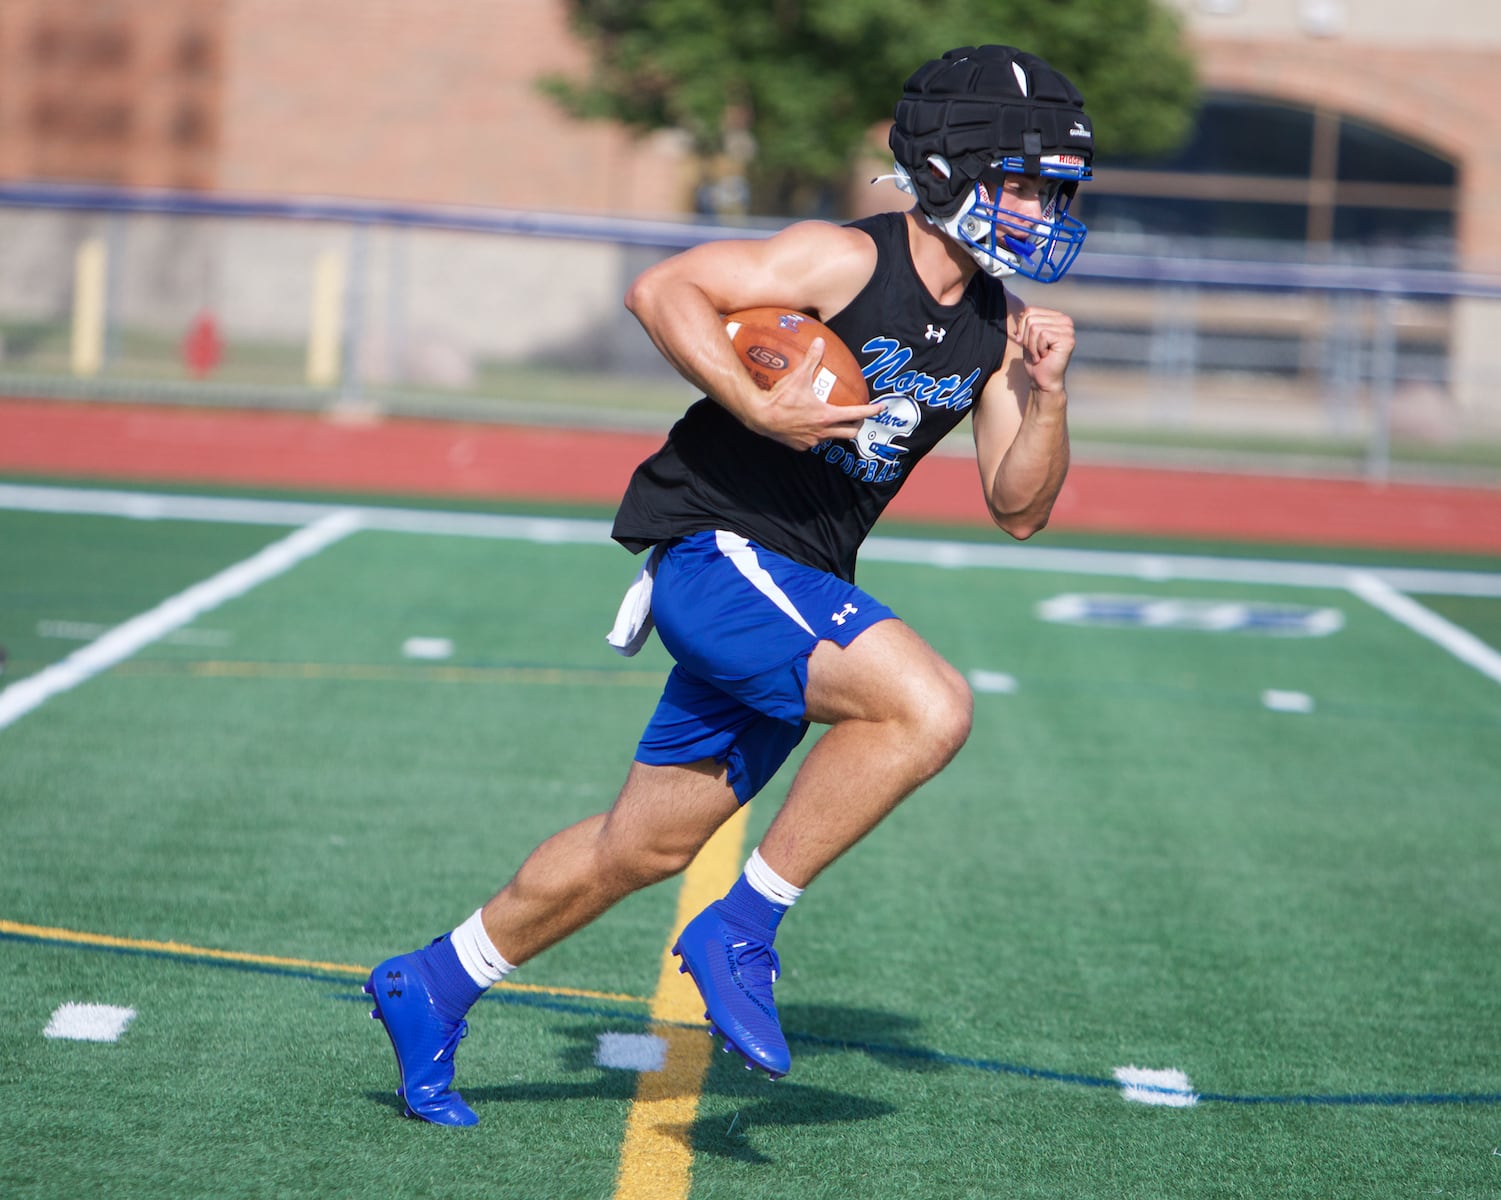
xmin=889 ymin=45 xmax=1093 ymax=219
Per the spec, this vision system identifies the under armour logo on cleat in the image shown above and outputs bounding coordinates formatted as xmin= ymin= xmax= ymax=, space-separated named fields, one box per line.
xmin=831 ymin=603 xmax=859 ymax=625
xmin=384 ymin=969 xmax=404 ymax=999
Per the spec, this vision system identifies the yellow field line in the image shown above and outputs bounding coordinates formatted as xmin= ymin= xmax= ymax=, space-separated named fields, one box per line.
xmin=613 ymin=804 xmax=749 ymax=1200
xmin=112 ymin=660 xmax=664 ymax=688
xmin=0 ymin=918 xmax=647 ymax=1006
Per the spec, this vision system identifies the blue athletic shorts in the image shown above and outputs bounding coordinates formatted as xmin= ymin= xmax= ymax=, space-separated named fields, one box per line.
xmin=634 ymin=530 xmax=896 ymax=804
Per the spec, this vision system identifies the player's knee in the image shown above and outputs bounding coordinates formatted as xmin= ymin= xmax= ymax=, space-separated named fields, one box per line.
xmin=598 ymin=837 xmax=696 ymax=892
xmin=923 ymin=665 xmax=974 ymax=762
xmin=639 ymin=841 xmax=700 ymax=885
xmin=895 ymin=660 xmax=972 ymax=769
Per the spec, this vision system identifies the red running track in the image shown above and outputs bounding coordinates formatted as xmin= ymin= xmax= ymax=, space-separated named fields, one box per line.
xmin=2 ymin=398 xmax=1499 ymax=555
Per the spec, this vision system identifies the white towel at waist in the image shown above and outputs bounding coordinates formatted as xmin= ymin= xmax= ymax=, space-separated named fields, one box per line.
xmin=605 ymin=544 xmax=665 ymax=657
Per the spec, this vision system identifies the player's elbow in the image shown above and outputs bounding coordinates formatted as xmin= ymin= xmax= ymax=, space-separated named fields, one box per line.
xmin=991 ymin=506 xmax=1049 ymax=541
xmin=987 ymin=478 xmax=1064 ymax=539
xmin=1000 ymin=518 xmax=1046 ymax=541
xmin=622 ymin=266 xmax=659 ymax=319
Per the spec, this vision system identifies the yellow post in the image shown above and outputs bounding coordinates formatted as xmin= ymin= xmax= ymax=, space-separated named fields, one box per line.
xmin=70 ymin=238 xmax=107 ymax=377
xmin=306 ymin=249 xmax=345 ymax=387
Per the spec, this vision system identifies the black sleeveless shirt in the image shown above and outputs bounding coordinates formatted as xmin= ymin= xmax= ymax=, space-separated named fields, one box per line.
xmin=611 ymin=211 xmax=1010 ymax=581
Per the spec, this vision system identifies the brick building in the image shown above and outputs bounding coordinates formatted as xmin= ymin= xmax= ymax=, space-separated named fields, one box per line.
xmin=0 ymin=0 xmax=689 ymax=214
xmin=1164 ymin=0 xmax=1501 ymax=271
xmin=3 ymin=2 xmax=1498 ymax=264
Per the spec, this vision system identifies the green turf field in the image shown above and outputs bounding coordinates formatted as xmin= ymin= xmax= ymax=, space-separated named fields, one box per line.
xmin=1 ymin=481 xmax=1499 ymax=1199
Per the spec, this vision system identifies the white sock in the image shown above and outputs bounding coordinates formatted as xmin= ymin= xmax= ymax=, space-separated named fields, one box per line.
xmin=744 ymin=847 xmax=805 ymax=908
xmin=450 ymin=908 xmax=516 ymax=988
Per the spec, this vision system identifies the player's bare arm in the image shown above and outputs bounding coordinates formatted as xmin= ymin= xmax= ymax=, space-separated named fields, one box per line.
xmin=971 ymin=291 xmax=1075 ymax=539
xmin=624 ymin=221 xmax=886 ymax=450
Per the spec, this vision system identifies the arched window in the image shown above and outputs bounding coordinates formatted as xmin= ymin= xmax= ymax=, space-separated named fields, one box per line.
xmin=1083 ymin=92 xmax=1458 ymax=265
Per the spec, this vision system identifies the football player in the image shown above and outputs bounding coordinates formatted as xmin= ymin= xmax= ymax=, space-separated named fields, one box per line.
xmin=365 ymin=44 xmax=1091 ymax=1124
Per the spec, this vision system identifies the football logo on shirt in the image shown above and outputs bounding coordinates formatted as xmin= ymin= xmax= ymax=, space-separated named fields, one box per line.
xmin=813 ymin=334 xmax=983 ymax=484
xmin=855 ymin=393 xmax=921 ymax=462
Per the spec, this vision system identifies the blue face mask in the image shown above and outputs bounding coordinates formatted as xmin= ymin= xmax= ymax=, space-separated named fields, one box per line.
xmin=877 ymin=154 xmax=1092 ymax=283
xmin=951 ymin=156 xmax=1091 ymax=283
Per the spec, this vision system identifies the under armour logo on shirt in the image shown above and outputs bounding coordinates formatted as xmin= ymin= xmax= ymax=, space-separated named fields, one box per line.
xmin=831 ymin=603 xmax=859 ymax=625
xmin=925 ymin=324 xmax=947 ymax=343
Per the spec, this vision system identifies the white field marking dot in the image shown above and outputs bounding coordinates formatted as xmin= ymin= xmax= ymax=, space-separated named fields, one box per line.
xmin=595 ymin=1032 xmax=667 ymax=1072
xmin=1262 ymin=689 xmax=1315 ymax=713
xmin=1113 ymin=1065 xmax=1199 ymax=1107
xmin=38 ymin=620 xmax=232 ymax=647
xmin=37 ymin=620 xmax=111 ymax=640
xmin=968 ymin=669 xmax=1019 ymax=694
xmin=401 ymin=637 xmax=454 ymax=661
xmin=44 ymin=1003 xmax=137 ymax=1043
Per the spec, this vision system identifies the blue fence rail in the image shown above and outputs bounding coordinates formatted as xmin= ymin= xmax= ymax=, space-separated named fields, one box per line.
xmin=2 ymin=182 xmax=1499 ymax=482
xmin=7 ymin=181 xmax=1501 ymax=298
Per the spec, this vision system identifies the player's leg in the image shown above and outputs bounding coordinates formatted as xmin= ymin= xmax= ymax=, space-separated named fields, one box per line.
xmin=479 ymin=757 xmax=741 ymax=964
xmin=672 ymin=620 xmax=970 ymax=1078
xmin=654 ymin=533 xmax=964 ymax=1077
xmin=366 ymin=756 xmax=739 ymax=1126
xmin=760 ymin=617 xmax=972 ymax=886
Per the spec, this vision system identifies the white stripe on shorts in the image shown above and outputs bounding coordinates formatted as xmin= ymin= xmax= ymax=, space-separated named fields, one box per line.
xmin=714 ymin=530 xmax=817 ymax=636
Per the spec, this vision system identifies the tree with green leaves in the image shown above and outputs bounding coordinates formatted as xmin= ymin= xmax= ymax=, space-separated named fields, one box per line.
xmin=542 ymin=0 xmax=1197 ymax=217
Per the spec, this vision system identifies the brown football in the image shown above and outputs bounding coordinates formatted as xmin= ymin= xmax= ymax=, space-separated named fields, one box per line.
xmin=723 ymin=307 xmax=870 ymax=407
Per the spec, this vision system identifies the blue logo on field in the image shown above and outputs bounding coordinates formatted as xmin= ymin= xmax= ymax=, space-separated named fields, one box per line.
xmin=1035 ymin=594 xmax=1346 ymax=637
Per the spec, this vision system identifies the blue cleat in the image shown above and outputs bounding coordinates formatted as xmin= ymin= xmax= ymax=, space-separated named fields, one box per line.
xmin=671 ymin=904 xmax=790 ymax=1079
xmin=364 ymin=951 xmax=478 ymax=1126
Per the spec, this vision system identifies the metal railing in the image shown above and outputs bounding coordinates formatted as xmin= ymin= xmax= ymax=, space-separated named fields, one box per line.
xmin=2 ymin=182 xmax=1499 ymax=481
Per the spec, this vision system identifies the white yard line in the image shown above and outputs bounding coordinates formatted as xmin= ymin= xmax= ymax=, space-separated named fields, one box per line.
xmin=1348 ymin=571 xmax=1501 ymax=688
xmin=862 ymin=534 xmax=1501 ymax=598
xmin=0 ymin=482 xmax=339 ymax=528
xmin=0 ymin=509 xmax=363 ymax=732
xmin=4 ymin=482 xmax=1500 ymax=598
xmin=0 ymin=482 xmax=614 ymax=544
xmin=3 ymin=484 xmax=1497 ymax=711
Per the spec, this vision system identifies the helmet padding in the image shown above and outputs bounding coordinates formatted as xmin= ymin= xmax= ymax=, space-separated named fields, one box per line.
xmin=889 ymin=45 xmax=1093 ymax=219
